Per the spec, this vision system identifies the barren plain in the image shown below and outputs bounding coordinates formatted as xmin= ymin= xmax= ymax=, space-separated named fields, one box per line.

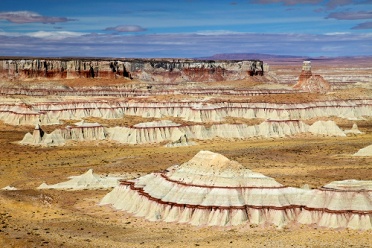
xmin=0 ymin=57 xmax=371 ymax=247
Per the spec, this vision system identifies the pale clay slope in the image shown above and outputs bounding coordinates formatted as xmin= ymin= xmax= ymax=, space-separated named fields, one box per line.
xmin=100 ymin=151 xmax=372 ymax=230
xmin=37 ymin=169 xmax=123 ymax=190
xmin=344 ymin=123 xmax=363 ymax=135
xmin=353 ymin=144 xmax=372 ymax=156
xmin=308 ymin=120 xmax=346 ymax=136
xmin=1 ymin=185 xmax=18 ymax=191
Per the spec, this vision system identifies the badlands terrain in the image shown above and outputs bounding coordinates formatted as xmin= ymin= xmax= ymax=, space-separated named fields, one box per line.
xmin=0 ymin=57 xmax=371 ymax=247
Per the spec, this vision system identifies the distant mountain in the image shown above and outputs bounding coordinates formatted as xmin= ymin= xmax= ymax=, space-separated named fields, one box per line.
xmin=196 ymin=53 xmax=308 ymax=61
xmin=196 ymin=53 xmax=372 ymax=62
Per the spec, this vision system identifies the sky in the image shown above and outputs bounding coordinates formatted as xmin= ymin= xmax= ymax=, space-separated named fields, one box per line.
xmin=0 ymin=0 xmax=371 ymax=58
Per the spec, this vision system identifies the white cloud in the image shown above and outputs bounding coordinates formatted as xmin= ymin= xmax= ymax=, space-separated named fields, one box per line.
xmin=0 ymin=11 xmax=75 ymax=24
xmin=325 ymin=32 xmax=351 ymax=35
xmin=27 ymin=31 xmax=86 ymax=40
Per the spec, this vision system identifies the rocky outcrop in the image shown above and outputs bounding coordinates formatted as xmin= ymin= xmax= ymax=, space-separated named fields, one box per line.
xmin=0 ymin=58 xmax=265 ymax=83
xmin=20 ymin=124 xmax=65 ymax=146
xmin=293 ymin=61 xmax=331 ymax=93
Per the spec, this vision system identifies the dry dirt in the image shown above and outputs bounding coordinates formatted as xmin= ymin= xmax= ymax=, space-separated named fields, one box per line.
xmin=0 ymin=59 xmax=371 ymax=247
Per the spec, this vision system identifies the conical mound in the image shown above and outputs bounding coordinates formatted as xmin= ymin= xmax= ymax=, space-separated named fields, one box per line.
xmin=166 ymin=150 xmax=282 ymax=187
xmin=101 ymin=151 xmax=304 ymax=227
xmin=298 ymin=180 xmax=372 ymax=230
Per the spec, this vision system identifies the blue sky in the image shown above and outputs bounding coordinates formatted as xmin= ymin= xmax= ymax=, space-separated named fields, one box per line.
xmin=0 ymin=0 xmax=371 ymax=58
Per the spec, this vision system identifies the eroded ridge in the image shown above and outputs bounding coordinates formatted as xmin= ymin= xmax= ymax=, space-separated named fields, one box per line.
xmin=1 ymin=99 xmax=371 ymax=125
xmin=101 ymin=151 xmax=372 ymax=230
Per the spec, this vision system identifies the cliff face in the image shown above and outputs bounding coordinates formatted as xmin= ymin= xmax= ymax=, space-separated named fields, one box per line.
xmin=0 ymin=58 xmax=265 ymax=83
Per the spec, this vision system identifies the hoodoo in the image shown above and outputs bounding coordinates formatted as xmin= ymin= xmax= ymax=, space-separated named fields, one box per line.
xmin=100 ymin=151 xmax=304 ymax=227
xmin=293 ymin=61 xmax=331 ymax=93
xmin=20 ymin=123 xmax=65 ymax=146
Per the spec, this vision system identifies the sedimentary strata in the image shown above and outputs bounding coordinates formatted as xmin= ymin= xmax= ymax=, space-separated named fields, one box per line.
xmin=100 ymin=151 xmax=304 ymax=227
xmin=100 ymin=151 xmax=372 ymax=230
xmin=2 ymin=99 xmax=372 ymax=126
xmin=20 ymin=120 xmax=349 ymax=146
xmin=298 ymin=180 xmax=372 ymax=230
xmin=0 ymin=58 xmax=265 ymax=83
xmin=0 ymin=85 xmax=292 ymax=97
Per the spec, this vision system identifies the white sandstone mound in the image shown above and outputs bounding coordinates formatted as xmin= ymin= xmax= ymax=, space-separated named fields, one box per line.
xmin=20 ymin=124 xmax=65 ymax=146
xmin=353 ymin=144 xmax=372 ymax=157
xmin=100 ymin=151 xmax=305 ymax=227
xmin=37 ymin=169 xmax=122 ymax=190
xmin=323 ymin=179 xmax=372 ymax=190
xmin=308 ymin=120 xmax=346 ymax=136
xmin=2 ymin=185 xmax=18 ymax=190
xmin=298 ymin=180 xmax=372 ymax=230
xmin=344 ymin=123 xmax=363 ymax=135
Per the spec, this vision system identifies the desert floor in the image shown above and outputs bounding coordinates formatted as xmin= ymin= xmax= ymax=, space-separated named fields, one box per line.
xmin=0 ymin=121 xmax=371 ymax=247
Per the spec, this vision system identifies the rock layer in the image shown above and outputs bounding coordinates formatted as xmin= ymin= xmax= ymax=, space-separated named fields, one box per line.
xmin=298 ymin=180 xmax=372 ymax=230
xmin=0 ymin=58 xmax=265 ymax=83
xmin=2 ymin=99 xmax=371 ymax=126
xmin=100 ymin=151 xmax=304 ymax=227
xmin=101 ymin=151 xmax=372 ymax=230
xmin=20 ymin=120 xmax=348 ymax=146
